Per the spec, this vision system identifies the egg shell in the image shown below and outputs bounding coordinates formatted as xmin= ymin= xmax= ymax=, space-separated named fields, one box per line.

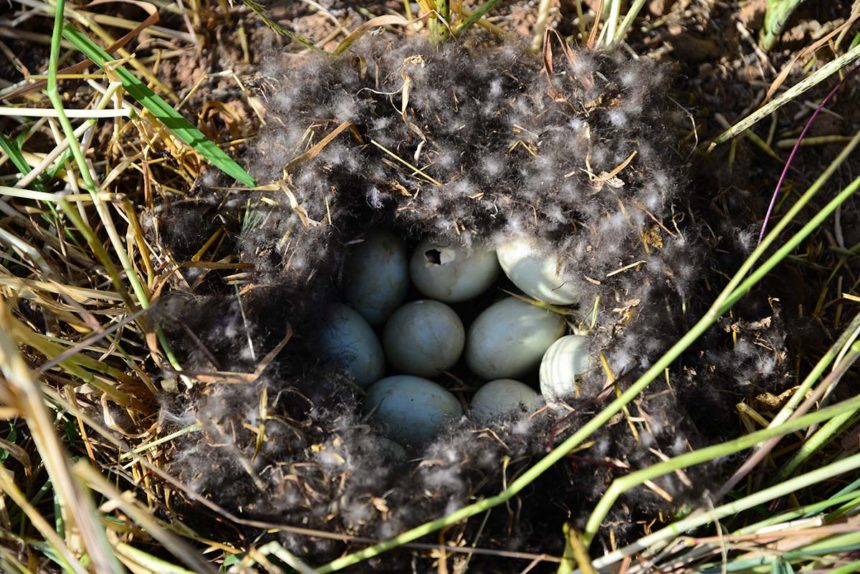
xmin=343 ymin=229 xmax=409 ymax=325
xmin=539 ymin=335 xmax=591 ymax=402
xmin=465 ymin=297 xmax=566 ymax=380
xmin=365 ymin=375 xmax=464 ymax=447
xmin=318 ymin=303 xmax=385 ymax=388
xmin=496 ymin=237 xmax=579 ymax=305
xmin=470 ymin=379 xmax=539 ymax=424
xmin=382 ymin=300 xmax=465 ymax=377
xmin=409 ymin=240 xmax=500 ymax=302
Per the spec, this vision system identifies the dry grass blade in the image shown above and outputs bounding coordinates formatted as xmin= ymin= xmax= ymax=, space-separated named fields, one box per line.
xmin=75 ymin=462 xmax=219 ymax=574
xmin=283 ymin=121 xmax=364 ymax=172
xmin=710 ymin=43 xmax=860 ymax=148
xmin=0 ymin=469 xmax=86 ymax=574
xmin=0 ymin=300 xmax=122 ymax=573
xmin=177 ymin=324 xmax=292 ymax=384
xmin=765 ymin=10 xmax=860 ymax=102
xmin=2 ymin=0 xmax=160 ymax=100
xmin=333 ymin=14 xmax=416 ymax=55
xmin=240 ymin=0 xmax=324 ymax=53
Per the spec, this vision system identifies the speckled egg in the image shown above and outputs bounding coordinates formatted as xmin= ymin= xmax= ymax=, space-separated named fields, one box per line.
xmin=409 ymin=239 xmax=500 ymax=302
xmin=382 ymin=300 xmax=465 ymax=377
xmin=343 ymin=229 xmax=409 ymax=325
xmin=365 ymin=375 xmax=464 ymax=447
xmin=318 ymin=303 xmax=385 ymax=388
xmin=496 ymin=236 xmax=579 ymax=305
xmin=465 ymin=297 xmax=565 ymax=379
xmin=539 ymin=335 xmax=591 ymax=402
xmin=470 ymin=379 xmax=539 ymax=424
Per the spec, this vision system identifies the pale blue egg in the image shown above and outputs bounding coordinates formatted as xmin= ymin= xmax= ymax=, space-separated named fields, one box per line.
xmin=318 ymin=303 xmax=385 ymax=388
xmin=410 ymin=239 xmax=500 ymax=302
xmin=470 ymin=379 xmax=539 ymax=423
xmin=383 ymin=300 xmax=465 ymax=377
xmin=365 ymin=376 xmax=463 ymax=447
xmin=343 ymin=229 xmax=409 ymax=325
xmin=465 ymin=297 xmax=565 ymax=379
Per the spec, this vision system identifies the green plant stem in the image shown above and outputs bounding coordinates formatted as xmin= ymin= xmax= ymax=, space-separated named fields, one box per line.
xmin=780 ymin=409 xmax=859 ymax=477
xmin=720 ymin=174 xmax=860 ymax=311
xmin=599 ymin=0 xmax=622 ymax=47
xmin=57 ymin=199 xmax=181 ymax=371
xmin=314 ymin=127 xmax=860 ymax=574
xmin=831 ymin=560 xmax=860 ymax=574
xmin=738 ymin=490 xmax=860 ymax=532
xmin=454 ymin=0 xmax=502 ymax=37
xmin=771 ymin=312 xmax=860 ymax=428
xmin=589 ymin=450 xmax=860 ymax=572
xmin=47 ymin=24 xmax=182 ymax=371
xmin=0 ymin=135 xmax=47 ymax=193
xmin=582 ymin=392 xmax=860 ymax=545
xmin=760 ymin=0 xmax=807 ymax=52
xmin=607 ymin=0 xmax=647 ymax=49
xmin=16 ymin=81 xmax=123 ymax=190
xmin=713 ymin=332 xmax=860 ymax=499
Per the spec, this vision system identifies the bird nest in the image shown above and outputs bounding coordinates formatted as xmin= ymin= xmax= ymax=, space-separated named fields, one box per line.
xmin=150 ymin=36 xmax=789 ymax=564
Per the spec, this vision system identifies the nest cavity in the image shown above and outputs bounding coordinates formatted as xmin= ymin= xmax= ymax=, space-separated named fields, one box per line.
xmin=154 ymin=36 xmax=790 ymax=564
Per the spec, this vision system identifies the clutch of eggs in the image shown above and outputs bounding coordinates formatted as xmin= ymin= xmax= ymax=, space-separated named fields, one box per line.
xmin=331 ymin=229 xmax=592 ymax=448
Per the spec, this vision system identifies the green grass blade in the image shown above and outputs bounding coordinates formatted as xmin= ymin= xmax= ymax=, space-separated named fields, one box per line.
xmin=583 ymin=391 xmax=860 ymax=545
xmin=0 ymin=134 xmax=47 ymax=192
xmin=608 ymin=0 xmax=648 ymax=49
xmin=62 ymin=25 xmax=256 ymax=187
xmin=760 ymin=0 xmax=807 ymax=52
xmin=454 ymin=0 xmax=502 ymax=36
xmin=832 ymin=560 xmax=860 ymax=574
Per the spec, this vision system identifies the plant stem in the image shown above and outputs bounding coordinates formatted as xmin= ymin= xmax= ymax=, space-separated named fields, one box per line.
xmin=47 ymin=22 xmax=182 ymax=370
xmin=582 ymin=392 xmax=860 ymax=545
xmin=589 ymin=451 xmax=860 ymax=571
xmin=780 ymin=409 xmax=859 ymax=477
xmin=760 ymin=0 xmax=807 ymax=52
xmin=607 ymin=0 xmax=647 ymax=49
